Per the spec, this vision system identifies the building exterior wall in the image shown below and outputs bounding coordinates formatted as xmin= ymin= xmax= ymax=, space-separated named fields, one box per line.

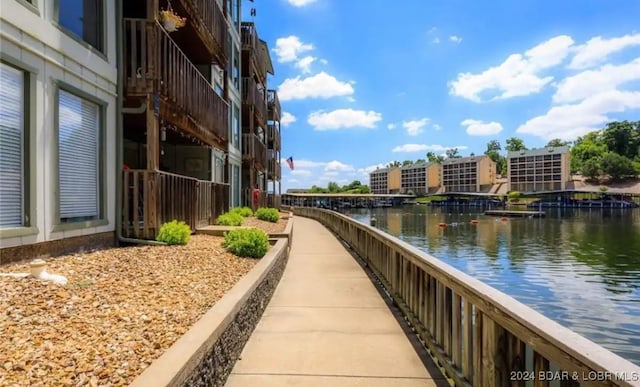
xmin=1 ymin=0 xmax=118 ymax=249
xmin=226 ymin=0 xmax=242 ymax=208
xmin=427 ymin=163 xmax=441 ymax=189
xmin=369 ymin=169 xmax=388 ymax=194
xmin=507 ymin=147 xmax=571 ymax=193
xmin=441 ymin=156 xmax=496 ymax=193
xmin=388 ymin=167 xmax=401 ymax=194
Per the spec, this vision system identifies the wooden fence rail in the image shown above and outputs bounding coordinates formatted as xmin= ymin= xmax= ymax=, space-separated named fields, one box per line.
xmin=292 ymin=207 xmax=640 ymax=387
xmin=123 ymin=169 xmax=229 ymax=239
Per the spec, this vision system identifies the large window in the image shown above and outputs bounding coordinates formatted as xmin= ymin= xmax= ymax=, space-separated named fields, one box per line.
xmin=233 ymin=46 xmax=240 ymax=90
xmin=0 ymin=63 xmax=26 ymax=229
xmin=58 ymin=0 xmax=103 ymax=51
xmin=58 ymin=89 xmax=101 ymax=223
xmin=233 ymin=104 xmax=240 ymax=148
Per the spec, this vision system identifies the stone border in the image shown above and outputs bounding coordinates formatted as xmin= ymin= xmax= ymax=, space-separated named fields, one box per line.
xmin=129 ymin=238 xmax=290 ymax=387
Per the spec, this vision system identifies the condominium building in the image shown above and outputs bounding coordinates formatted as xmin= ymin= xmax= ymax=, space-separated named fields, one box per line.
xmin=400 ymin=163 xmax=440 ymax=195
xmin=507 ymin=147 xmax=571 ymax=193
xmin=1 ymin=0 xmax=118 ymax=256
xmin=369 ymin=167 xmax=400 ymax=194
xmin=441 ymin=155 xmax=496 ymax=193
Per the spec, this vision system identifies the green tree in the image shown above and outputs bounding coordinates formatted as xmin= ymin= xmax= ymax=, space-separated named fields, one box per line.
xmin=581 ymin=158 xmax=601 ymax=181
xmin=505 ymin=137 xmax=527 ymax=152
xmin=445 ymin=148 xmax=461 ymax=159
xmin=426 ymin=152 xmax=445 ymax=163
xmin=601 ymin=121 xmax=640 ymax=160
xmin=327 ymin=181 xmax=340 ymax=193
xmin=570 ymin=133 xmax=607 ymax=173
xmin=600 ymin=152 xmax=637 ymax=180
xmin=485 ymin=140 xmax=506 ymax=176
xmin=402 ymin=160 xmax=414 ymax=166
xmin=546 ymin=138 xmax=570 ymax=148
xmin=415 ymin=158 xmax=426 ymax=164
xmin=386 ymin=161 xmax=401 ymax=168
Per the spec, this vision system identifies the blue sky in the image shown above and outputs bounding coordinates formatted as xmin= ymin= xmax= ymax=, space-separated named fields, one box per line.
xmin=245 ymin=0 xmax=640 ymax=191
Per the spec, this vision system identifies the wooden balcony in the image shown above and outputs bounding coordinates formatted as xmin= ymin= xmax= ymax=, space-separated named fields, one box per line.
xmin=124 ymin=19 xmax=228 ymax=147
xmin=267 ymin=89 xmax=281 ymax=122
xmin=267 ymin=158 xmax=281 ymax=180
xmin=241 ymin=22 xmax=268 ymax=81
xmin=173 ymin=0 xmax=228 ymax=64
xmin=267 ymin=123 xmax=281 ymax=150
xmin=242 ymin=77 xmax=266 ymax=124
xmin=242 ymin=134 xmax=267 ymax=170
xmin=123 ymin=170 xmax=229 ymax=239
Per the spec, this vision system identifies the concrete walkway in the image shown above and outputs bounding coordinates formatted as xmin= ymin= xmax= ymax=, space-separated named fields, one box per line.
xmin=226 ymin=216 xmax=447 ymax=386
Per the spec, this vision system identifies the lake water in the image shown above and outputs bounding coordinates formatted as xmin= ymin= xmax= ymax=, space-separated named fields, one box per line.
xmin=346 ymin=206 xmax=640 ymax=365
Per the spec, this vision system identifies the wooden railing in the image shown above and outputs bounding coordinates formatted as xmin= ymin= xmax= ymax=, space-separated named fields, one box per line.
xmin=267 ymin=123 xmax=280 ymax=149
xmin=243 ymin=188 xmax=268 ymax=210
xmin=240 ymin=22 xmax=267 ymax=79
xmin=123 ymin=169 xmax=229 ymax=239
xmin=267 ymin=89 xmax=280 ymax=122
xmin=267 ymin=194 xmax=281 ymax=209
xmin=177 ymin=0 xmax=227 ymax=63
xmin=292 ymin=208 xmax=640 ymax=387
xmin=267 ymin=158 xmax=280 ymax=180
xmin=242 ymin=134 xmax=266 ymax=168
xmin=123 ymin=19 xmax=228 ymax=145
xmin=242 ymin=77 xmax=266 ymax=122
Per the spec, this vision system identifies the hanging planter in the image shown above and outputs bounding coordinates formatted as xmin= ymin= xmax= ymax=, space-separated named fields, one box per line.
xmin=159 ymin=7 xmax=187 ymax=32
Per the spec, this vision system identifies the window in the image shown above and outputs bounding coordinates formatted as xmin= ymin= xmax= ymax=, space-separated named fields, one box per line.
xmin=233 ymin=104 xmax=240 ymax=147
xmin=233 ymin=46 xmax=240 ymax=90
xmin=58 ymin=89 xmax=101 ymax=222
xmin=58 ymin=0 xmax=103 ymax=51
xmin=0 ymin=63 xmax=26 ymax=228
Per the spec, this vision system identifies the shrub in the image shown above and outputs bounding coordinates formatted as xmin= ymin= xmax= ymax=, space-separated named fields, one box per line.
xmin=216 ymin=212 xmax=243 ymax=226
xmin=255 ymin=207 xmax=280 ymax=223
xmin=223 ymin=229 xmax=269 ymax=258
xmin=507 ymin=191 xmax=521 ymax=202
xmin=230 ymin=206 xmax=254 ymax=217
xmin=156 ymin=220 xmax=191 ymax=245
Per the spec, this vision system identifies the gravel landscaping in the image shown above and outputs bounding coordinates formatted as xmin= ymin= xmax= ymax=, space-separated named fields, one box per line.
xmin=242 ymin=214 xmax=289 ymax=234
xmin=0 ymin=235 xmax=259 ymax=386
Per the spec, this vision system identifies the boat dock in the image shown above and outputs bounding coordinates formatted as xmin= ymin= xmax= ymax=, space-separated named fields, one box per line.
xmin=485 ymin=209 xmax=545 ymax=217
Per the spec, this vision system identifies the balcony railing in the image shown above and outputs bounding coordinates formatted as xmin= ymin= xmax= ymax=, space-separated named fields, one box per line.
xmin=267 ymin=158 xmax=281 ymax=180
xmin=241 ymin=22 xmax=267 ymax=80
xmin=242 ymin=77 xmax=266 ymax=123
xmin=267 ymin=89 xmax=281 ymax=122
xmin=124 ymin=19 xmax=228 ymax=146
xmin=267 ymin=123 xmax=281 ymax=149
xmin=123 ymin=169 xmax=229 ymax=239
xmin=242 ymin=133 xmax=267 ymax=169
xmin=176 ymin=0 xmax=228 ymax=63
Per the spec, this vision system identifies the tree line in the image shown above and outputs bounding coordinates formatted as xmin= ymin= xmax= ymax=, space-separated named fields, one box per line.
xmin=308 ymin=180 xmax=371 ymax=194
xmin=386 ymin=120 xmax=640 ymax=182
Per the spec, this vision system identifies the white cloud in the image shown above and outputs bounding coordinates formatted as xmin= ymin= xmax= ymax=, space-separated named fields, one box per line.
xmin=402 ymin=118 xmax=429 ymax=136
xmin=280 ymin=158 xmax=325 ymax=169
xmin=280 ymin=111 xmax=297 ymax=127
xmin=320 ymin=59 xmax=329 ymax=65
xmin=287 ymin=0 xmax=317 ymax=7
xmin=272 ymin=36 xmax=314 ymax=63
xmin=290 ymin=169 xmax=312 ymax=176
xmin=449 ymin=35 xmax=462 ymax=43
xmin=568 ymin=33 xmax=640 ymax=69
xmin=278 ymin=72 xmax=355 ymax=101
xmin=392 ymin=143 xmax=468 ymax=153
xmin=358 ymin=163 xmax=387 ymax=175
xmin=287 ymin=178 xmax=299 ymax=183
xmin=295 ymin=55 xmax=316 ymax=73
xmin=325 ymin=160 xmax=354 ymax=172
xmin=553 ymin=58 xmax=640 ymax=104
xmin=432 ymin=37 xmax=440 ymax=44
xmin=516 ymin=90 xmax=640 ymax=141
xmin=387 ymin=123 xmax=396 ymax=130
xmin=461 ymin=119 xmax=504 ymax=136
xmin=432 ymin=124 xmax=442 ymax=131
xmin=307 ymin=108 xmax=382 ymax=130
xmin=449 ymin=35 xmax=575 ymax=102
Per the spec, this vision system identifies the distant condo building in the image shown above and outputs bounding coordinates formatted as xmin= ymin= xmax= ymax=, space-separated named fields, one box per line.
xmin=400 ymin=162 xmax=440 ymax=195
xmin=507 ymin=147 xmax=571 ymax=193
xmin=441 ymin=155 xmax=496 ymax=193
xmin=369 ymin=167 xmax=401 ymax=194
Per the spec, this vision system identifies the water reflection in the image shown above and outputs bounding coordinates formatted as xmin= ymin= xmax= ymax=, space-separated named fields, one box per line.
xmin=347 ymin=206 xmax=640 ymax=364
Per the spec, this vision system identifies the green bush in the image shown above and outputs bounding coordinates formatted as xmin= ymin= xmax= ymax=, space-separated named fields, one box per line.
xmin=216 ymin=212 xmax=243 ymax=226
xmin=507 ymin=191 xmax=521 ymax=202
xmin=156 ymin=220 xmax=191 ymax=245
xmin=223 ymin=229 xmax=269 ymax=258
xmin=230 ymin=206 xmax=254 ymax=217
xmin=255 ymin=207 xmax=280 ymax=223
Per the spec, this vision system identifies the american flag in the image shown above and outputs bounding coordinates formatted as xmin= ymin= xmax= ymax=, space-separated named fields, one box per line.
xmin=286 ymin=156 xmax=294 ymax=170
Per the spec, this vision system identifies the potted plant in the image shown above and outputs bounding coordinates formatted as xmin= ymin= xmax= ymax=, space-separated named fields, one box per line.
xmin=159 ymin=8 xmax=187 ymax=32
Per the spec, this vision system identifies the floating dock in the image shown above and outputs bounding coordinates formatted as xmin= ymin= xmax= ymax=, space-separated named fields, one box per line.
xmin=485 ymin=210 xmax=545 ymax=218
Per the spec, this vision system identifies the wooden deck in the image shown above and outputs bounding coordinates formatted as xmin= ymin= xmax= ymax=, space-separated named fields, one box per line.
xmin=485 ymin=209 xmax=545 ymax=217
